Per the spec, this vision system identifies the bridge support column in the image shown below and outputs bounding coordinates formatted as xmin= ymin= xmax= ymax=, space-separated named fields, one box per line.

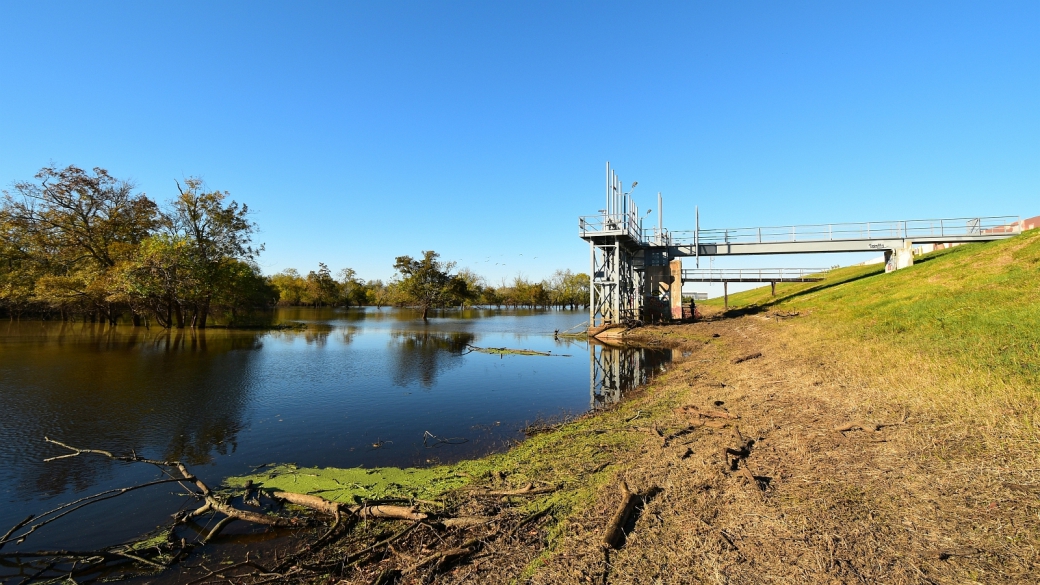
xmin=771 ymin=281 xmax=776 ymax=296
xmin=885 ymin=240 xmax=914 ymax=273
xmin=669 ymin=259 xmax=683 ymax=319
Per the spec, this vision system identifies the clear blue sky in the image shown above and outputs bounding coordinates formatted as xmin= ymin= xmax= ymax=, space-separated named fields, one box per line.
xmin=2 ymin=1 xmax=1037 ymax=291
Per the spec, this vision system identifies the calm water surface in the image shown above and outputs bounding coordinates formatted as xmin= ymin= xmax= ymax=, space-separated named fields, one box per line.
xmin=0 ymin=308 xmax=670 ymax=550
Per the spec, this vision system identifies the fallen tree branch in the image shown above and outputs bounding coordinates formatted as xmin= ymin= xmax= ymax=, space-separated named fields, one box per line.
xmin=341 ymin=519 xmax=422 ymax=567
xmin=834 ymin=421 xmax=876 ymax=433
xmin=468 ymin=483 xmax=556 ymax=497
xmin=676 ymin=406 xmax=738 ymax=420
xmin=0 ymin=515 xmax=33 ymax=551
xmin=441 ymin=516 xmax=496 ymax=529
xmin=466 ymin=345 xmax=567 ymax=357
xmin=507 ymin=505 xmax=554 ymax=538
xmin=602 ymin=480 xmax=637 ymax=549
xmin=272 ymin=491 xmax=427 ymax=521
xmin=403 ymin=537 xmax=481 ymax=575
xmin=663 ymin=425 xmax=697 ymax=447
xmin=185 ymin=560 xmax=274 ymax=585
xmin=1 ymin=478 xmax=197 ymax=548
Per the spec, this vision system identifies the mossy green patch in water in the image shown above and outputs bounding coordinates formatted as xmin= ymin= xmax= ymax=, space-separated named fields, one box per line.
xmin=225 ymin=463 xmax=469 ymax=503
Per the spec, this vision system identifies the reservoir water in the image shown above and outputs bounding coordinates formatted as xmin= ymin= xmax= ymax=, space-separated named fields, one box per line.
xmin=0 ymin=307 xmax=670 ymax=552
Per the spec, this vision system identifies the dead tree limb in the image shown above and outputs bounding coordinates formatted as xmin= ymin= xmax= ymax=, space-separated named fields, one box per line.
xmin=0 ymin=478 xmax=196 ymax=549
xmin=676 ymin=406 xmax=738 ymax=420
xmin=732 ymin=352 xmax=762 ymax=364
xmin=602 ymin=480 xmax=637 ymax=549
xmin=273 ymin=491 xmax=427 ymax=521
xmin=6 ymin=438 xmax=301 ymax=558
xmin=403 ymin=537 xmax=481 ymax=575
xmin=341 ymin=520 xmax=422 ymax=567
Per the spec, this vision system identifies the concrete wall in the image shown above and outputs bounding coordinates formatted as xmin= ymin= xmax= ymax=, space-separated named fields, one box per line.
xmin=670 ymin=259 xmax=683 ymax=319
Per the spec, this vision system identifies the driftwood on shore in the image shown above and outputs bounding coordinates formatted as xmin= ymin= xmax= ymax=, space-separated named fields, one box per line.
xmin=1 ymin=438 xmax=560 ymax=584
xmin=602 ymin=480 xmax=638 ymax=549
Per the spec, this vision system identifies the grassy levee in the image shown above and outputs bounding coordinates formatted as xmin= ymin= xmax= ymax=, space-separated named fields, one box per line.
xmin=222 ymin=231 xmax=1039 ymax=583
xmin=703 ymin=229 xmax=1040 ymax=450
xmin=706 ymin=230 xmax=1040 ymax=390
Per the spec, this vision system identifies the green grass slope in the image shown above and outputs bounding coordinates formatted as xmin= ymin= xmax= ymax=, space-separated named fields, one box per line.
xmin=705 ymin=229 xmax=1040 ymax=387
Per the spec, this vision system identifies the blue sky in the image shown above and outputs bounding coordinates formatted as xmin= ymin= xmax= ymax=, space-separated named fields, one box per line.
xmin=1 ymin=1 xmax=1037 ymax=293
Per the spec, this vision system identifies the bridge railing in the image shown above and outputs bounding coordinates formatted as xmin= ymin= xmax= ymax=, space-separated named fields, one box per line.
xmin=579 ymin=212 xmax=642 ymax=242
xmin=670 ymin=216 xmax=1021 ymax=245
xmin=681 ymin=268 xmax=827 ymax=281
xmin=641 ymin=227 xmax=672 ymax=246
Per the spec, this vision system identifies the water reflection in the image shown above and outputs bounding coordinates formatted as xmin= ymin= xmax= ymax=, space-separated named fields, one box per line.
xmin=589 ymin=340 xmax=673 ymax=408
xmin=0 ymin=323 xmax=262 ymax=500
xmin=387 ymin=330 xmax=476 ymax=387
xmin=0 ymin=309 xmax=671 ymax=552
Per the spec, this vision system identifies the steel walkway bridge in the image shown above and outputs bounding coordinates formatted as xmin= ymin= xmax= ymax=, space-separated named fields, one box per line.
xmin=681 ymin=267 xmax=826 ymax=283
xmin=580 ymin=162 xmax=1023 ymax=327
xmin=682 ymin=268 xmax=826 ymax=308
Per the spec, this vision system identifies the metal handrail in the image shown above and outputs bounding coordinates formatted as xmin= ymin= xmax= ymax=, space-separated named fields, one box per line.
xmin=669 ymin=216 xmax=1021 ymax=245
xmin=579 ymin=213 xmax=643 ymax=242
xmin=640 ymin=227 xmax=672 ymax=246
xmin=681 ymin=268 xmax=827 ymax=281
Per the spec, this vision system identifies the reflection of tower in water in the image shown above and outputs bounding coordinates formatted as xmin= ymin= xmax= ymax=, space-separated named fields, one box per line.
xmin=589 ymin=341 xmax=673 ymax=409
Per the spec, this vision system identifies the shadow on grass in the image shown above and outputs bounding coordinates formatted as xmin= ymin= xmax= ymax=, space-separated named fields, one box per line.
xmin=691 ymin=266 xmax=888 ymax=321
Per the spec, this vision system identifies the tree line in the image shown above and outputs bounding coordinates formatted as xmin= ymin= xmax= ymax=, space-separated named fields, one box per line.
xmin=1 ymin=165 xmax=588 ymax=326
xmin=270 ymin=251 xmax=589 ymax=320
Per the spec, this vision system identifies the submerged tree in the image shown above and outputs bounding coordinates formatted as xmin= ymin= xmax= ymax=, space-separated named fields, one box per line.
xmin=305 ymin=263 xmax=339 ymax=307
xmin=0 ymin=166 xmax=274 ymax=326
xmin=392 ymin=251 xmax=469 ymax=321
xmin=337 ymin=267 xmax=367 ymax=307
xmin=162 ymin=178 xmax=262 ymax=327
xmin=2 ymin=165 xmax=158 ymax=322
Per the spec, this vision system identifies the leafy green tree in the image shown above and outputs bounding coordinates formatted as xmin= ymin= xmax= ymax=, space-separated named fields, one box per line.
xmin=305 ymin=263 xmax=339 ymax=307
xmin=364 ymin=279 xmax=391 ymax=308
xmin=479 ymin=285 xmax=502 ymax=308
xmin=270 ymin=268 xmax=307 ymax=306
xmin=165 ymin=178 xmax=261 ymax=327
xmin=454 ymin=268 xmax=485 ymax=308
xmin=211 ymin=260 xmax=279 ymax=324
xmin=2 ymin=165 xmax=158 ymax=322
xmin=337 ymin=267 xmax=367 ymax=307
xmin=112 ymin=234 xmax=193 ymax=327
xmin=392 ymin=251 xmax=467 ymax=321
xmin=0 ymin=208 xmax=40 ymax=318
xmin=548 ymin=269 xmax=590 ymax=309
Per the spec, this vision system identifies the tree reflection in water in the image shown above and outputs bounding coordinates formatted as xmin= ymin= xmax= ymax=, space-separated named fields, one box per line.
xmin=387 ymin=330 xmax=476 ymax=388
xmin=0 ymin=323 xmax=262 ymax=502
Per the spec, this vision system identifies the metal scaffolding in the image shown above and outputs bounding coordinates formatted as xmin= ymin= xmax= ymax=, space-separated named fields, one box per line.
xmin=581 ymin=162 xmax=645 ymax=326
